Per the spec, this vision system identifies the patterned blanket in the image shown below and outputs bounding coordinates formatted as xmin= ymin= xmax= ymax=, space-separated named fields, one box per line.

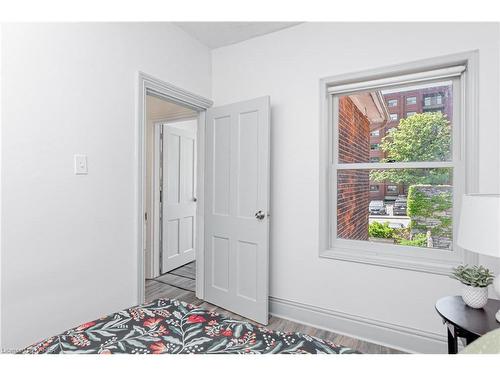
xmin=20 ymin=298 xmax=359 ymax=354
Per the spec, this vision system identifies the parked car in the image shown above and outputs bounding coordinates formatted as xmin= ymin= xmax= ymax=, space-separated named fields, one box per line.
xmin=393 ymin=196 xmax=407 ymax=216
xmin=369 ymin=200 xmax=386 ymax=215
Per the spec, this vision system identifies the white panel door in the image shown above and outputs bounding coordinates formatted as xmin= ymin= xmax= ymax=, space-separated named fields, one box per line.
xmin=205 ymin=96 xmax=270 ymax=324
xmin=161 ymin=124 xmax=197 ymax=273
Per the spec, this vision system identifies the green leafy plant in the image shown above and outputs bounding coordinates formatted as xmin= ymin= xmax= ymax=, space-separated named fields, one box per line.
xmin=450 ymin=265 xmax=495 ymax=288
xmin=370 ymin=112 xmax=452 ymax=185
xmin=368 ymin=221 xmax=394 ymax=239
xmin=395 ymin=233 xmax=427 ymax=247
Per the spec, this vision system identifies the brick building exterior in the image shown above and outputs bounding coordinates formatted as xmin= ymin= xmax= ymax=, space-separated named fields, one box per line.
xmin=369 ymin=85 xmax=452 ymax=201
xmin=336 ymin=96 xmax=371 ymax=241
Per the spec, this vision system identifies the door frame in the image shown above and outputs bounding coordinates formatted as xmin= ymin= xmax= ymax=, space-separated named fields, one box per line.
xmin=136 ymin=72 xmax=212 ymax=304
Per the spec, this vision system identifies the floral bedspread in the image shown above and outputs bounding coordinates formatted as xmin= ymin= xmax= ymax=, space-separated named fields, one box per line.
xmin=20 ymin=298 xmax=359 ymax=354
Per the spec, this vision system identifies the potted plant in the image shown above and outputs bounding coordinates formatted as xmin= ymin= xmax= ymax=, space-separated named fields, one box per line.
xmin=450 ymin=265 xmax=495 ymax=308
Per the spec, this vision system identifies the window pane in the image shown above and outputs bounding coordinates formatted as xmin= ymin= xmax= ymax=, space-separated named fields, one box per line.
xmin=337 ymin=80 xmax=453 ymax=164
xmin=406 ymin=96 xmax=417 ymax=105
xmin=386 ymin=185 xmax=398 ymax=193
xmin=337 ymin=168 xmax=453 ymax=250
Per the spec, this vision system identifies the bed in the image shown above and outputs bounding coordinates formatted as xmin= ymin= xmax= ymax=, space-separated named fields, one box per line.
xmin=20 ymin=298 xmax=359 ymax=354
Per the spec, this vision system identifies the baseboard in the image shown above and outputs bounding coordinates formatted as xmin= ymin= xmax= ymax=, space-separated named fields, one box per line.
xmin=269 ymin=296 xmax=450 ymax=354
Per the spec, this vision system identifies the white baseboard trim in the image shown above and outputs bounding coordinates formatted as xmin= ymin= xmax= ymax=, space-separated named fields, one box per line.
xmin=269 ymin=296 xmax=450 ymax=354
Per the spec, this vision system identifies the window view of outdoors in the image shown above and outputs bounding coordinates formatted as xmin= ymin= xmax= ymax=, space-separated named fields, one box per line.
xmin=336 ymin=81 xmax=453 ymax=250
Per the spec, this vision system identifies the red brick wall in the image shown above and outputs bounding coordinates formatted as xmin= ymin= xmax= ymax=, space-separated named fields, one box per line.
xmin=338 ymin=97 xmax=371 ymax=163
xmin=337 ymin=97 xmax=370 ymax=241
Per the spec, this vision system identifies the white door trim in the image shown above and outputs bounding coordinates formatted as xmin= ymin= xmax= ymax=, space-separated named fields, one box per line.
xmin=136 ymin=72 xmax=212 ymax=304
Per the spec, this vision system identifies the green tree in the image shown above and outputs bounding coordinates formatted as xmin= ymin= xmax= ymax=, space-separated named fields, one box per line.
xmin=370 ymin=112 xmax=452 ymax=185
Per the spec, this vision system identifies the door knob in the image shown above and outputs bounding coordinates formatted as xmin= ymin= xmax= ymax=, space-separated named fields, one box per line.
xmin=255 ymin=210 xmax=266 ymax=220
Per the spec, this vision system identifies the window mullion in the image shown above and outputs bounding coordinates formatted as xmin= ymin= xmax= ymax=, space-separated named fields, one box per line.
xmin=335 ymin=161 xmax=454 ymax=170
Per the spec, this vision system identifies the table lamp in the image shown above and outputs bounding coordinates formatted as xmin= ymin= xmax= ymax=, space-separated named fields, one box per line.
xmin=457 ymin=194 xmax=500 ymax=322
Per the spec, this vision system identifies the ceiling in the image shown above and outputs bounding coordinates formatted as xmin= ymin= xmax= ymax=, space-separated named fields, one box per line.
xmin=175 ymin=22 xmax=302 ymax=49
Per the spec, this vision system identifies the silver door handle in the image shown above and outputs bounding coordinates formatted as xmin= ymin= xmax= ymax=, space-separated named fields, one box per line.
xmin=255 ymin=210 xmax=265 ymax=220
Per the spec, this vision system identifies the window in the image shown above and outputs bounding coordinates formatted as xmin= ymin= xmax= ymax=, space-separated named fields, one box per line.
xmin=406 ymin=111 xmax=417 ymax=117
xmin=386 ymin=185 xmax=398 ymax=193
xmin=424 ymin=92 xmax=445 ymax=107
xmin=320 ymin=59 xmax=476 ymax=274
xmin=406 ymin=96 xmax=417 ymax=105
xmin=370 ymin=129 xmax=380 ymax=137
xmin=336 ymin=79 xmax=454 ymax=249
xmin=424 ymin=108 xmax=443 ymax=114
xmin=387 ymin=99 xmax=398 ymax=107
xmin=389 ymin=113 xmax=398 ymax=121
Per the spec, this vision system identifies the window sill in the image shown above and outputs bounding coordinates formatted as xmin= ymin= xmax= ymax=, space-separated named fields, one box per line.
xmin=319 ymin=246 xmax=477 ymax=276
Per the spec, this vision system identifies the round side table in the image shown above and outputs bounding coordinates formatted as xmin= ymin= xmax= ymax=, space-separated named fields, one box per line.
xmin=435 ymin=295 xmax=500 ymax=354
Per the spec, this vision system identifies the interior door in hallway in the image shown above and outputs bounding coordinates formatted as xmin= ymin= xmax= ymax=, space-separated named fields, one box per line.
xmin=161 ymin=123 xmax=197 ymax=273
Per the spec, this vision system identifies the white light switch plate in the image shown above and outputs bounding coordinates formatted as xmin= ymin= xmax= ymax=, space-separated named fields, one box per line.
xmin=74 ymin=154 xmax=88 ymax=175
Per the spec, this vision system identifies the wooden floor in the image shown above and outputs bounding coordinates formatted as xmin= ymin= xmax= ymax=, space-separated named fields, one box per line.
xmin=146 ymin=261 xmax=405 ymax=354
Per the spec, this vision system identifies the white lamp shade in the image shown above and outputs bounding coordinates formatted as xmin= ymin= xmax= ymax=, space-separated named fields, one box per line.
xmin=457 ymin=194 xmax=500 ymax=258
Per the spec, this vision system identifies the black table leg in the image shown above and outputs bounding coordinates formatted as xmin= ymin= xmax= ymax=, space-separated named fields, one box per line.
xmin=465 ymin=334 xmax=478 ymax=347
xmin=447 ymin=327 xmax=458 ymax=354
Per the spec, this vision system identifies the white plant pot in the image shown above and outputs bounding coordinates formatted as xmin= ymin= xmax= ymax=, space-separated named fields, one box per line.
xmin=462 ymin=285 xmax=488 ymax=309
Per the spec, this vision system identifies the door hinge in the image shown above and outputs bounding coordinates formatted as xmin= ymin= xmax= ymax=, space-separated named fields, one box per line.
xmin=144 ymin=212 xmax=148 ymax=221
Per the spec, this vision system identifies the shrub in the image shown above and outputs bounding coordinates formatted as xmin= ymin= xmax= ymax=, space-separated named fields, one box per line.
xmin=407 ymin=185 xmax=453 ymax=250
xmin=407 ymin=185 xmax=452 ymax=218
xmin=368 ymin=221 xmax=394 ymax=239
xmin=395 ymin=233 xmax=427 ymax=247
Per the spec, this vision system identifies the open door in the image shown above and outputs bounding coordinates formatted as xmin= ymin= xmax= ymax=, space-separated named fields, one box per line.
xmin=161 ymin=124 xmax=197 ymax=273
xmin=204 ymin=96 xmax=270 ymax=325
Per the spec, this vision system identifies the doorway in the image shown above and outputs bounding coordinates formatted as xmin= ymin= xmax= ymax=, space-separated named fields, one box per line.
xmin=144 ymin=93 xmax=202 ymax=299
xmin=137 ymin=72 xmax=213 ymax=304
xmin=137 ymin=72 xmax=271 ymax=325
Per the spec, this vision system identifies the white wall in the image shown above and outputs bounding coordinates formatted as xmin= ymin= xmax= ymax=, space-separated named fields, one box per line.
xmin=0 ymin=23 xmax=211 ymax=350
xmin=212 ymin=22 xmax=500 ymax=353
xmin=1 ymin=21 xmax=499 ymax=354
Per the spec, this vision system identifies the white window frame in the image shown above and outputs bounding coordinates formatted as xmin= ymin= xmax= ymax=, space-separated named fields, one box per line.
xmin=387 ymin=99 xmax=398 ymax=107
xmin=389 ymin=113 xmax=399 ymax=121
xmin=318 ymin=51 xmax=479 ymax=275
